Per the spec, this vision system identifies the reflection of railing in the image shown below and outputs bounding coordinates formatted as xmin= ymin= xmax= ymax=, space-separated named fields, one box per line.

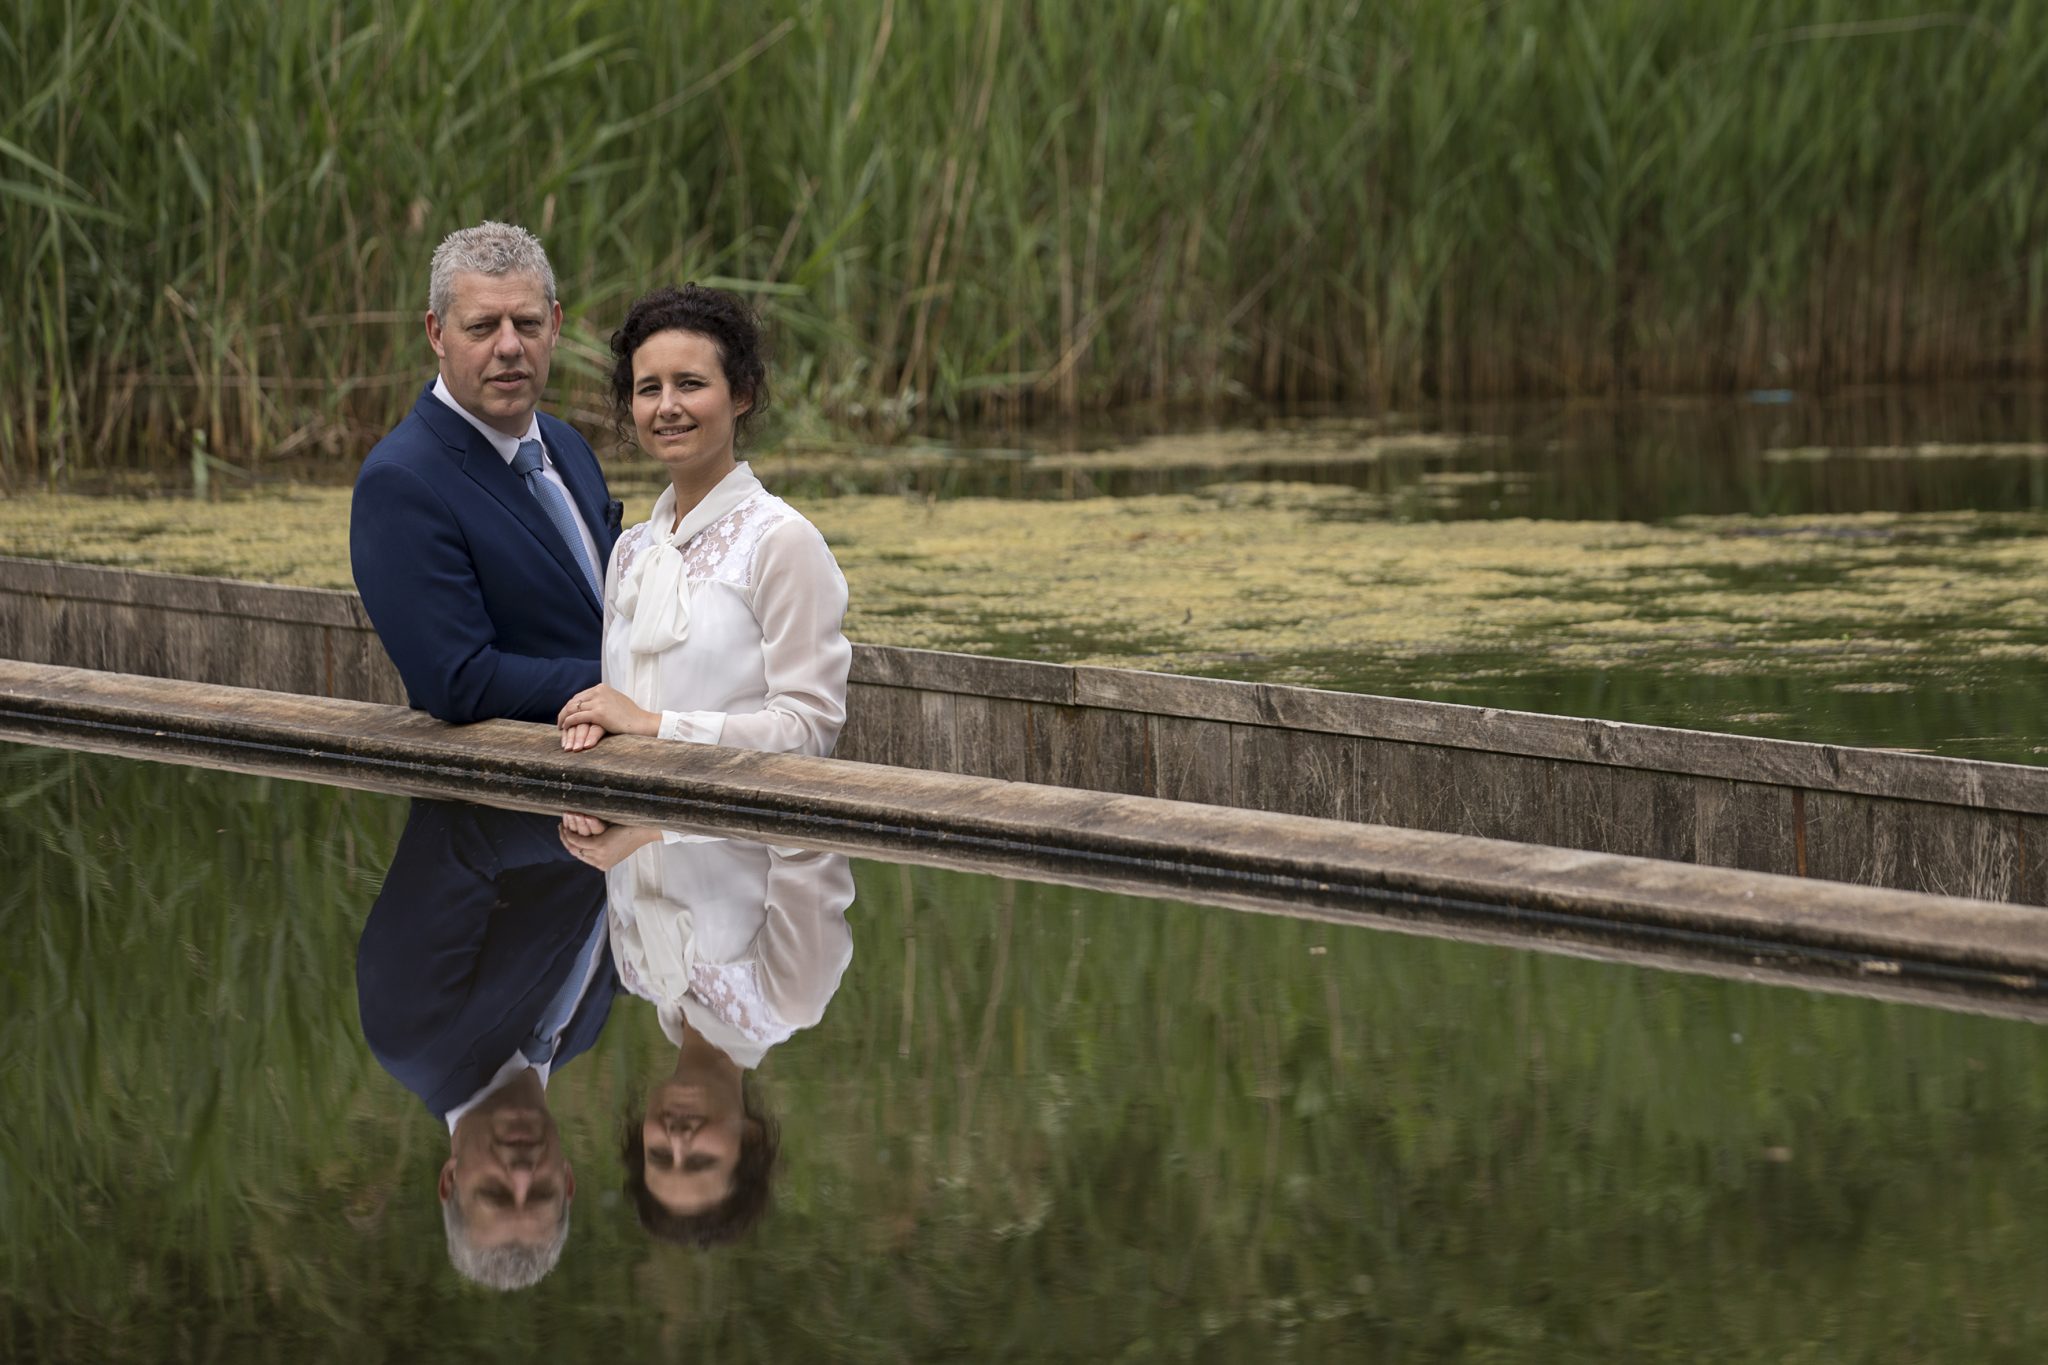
xmin=2 ymin=554 xmax=2044 ymax=905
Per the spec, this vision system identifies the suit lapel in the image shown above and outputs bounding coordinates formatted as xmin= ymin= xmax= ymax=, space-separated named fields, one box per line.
xmin=417 ymin=393 xmax=602 ymax=612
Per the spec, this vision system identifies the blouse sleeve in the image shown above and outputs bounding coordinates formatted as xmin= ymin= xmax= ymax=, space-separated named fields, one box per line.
xmin=657 ymin=516 xmax=851 ymax=756
xmin=753 ymin=848 xmax=856 ymax=1030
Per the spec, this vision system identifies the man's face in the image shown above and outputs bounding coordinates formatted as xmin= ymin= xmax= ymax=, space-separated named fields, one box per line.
xmin=426 ymin=270 xmax=561 ymax=438
xmin=440 ymin=1098 xmax=575 ymax=1248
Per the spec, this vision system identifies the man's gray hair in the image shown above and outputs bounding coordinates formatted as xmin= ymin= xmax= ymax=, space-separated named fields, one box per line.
xmin=442 ymin=1192 xmax=571 ymax=1291
xmin=428 ymin=221 xmax=558 ymax=320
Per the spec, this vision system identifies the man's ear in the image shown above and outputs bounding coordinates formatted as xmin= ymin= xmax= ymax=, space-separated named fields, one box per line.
xmin=425 ymin=310 xmax=446 ymax=360
xmin=438 ymin=1155 xmax=458 ymax=1203
xmin=563 ymin=1164 xmax=576 ymax=1201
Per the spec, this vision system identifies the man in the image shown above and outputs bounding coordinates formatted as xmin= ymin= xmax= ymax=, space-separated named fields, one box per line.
xmin=356 ymin=799 xmax=622 ymax=1289
xmin=351 ymin=221 xmax=621 ymax=723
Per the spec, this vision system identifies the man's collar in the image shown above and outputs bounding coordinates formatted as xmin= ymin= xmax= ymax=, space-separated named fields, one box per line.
xmin=445 ymin=1052 xmax=549 ymax=1134
xmin=430 ymin=374 xmax=542 ymax=464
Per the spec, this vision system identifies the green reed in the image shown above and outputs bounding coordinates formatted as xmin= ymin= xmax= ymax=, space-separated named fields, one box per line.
xmin=8 ymin=0 xmax=2048 ymax=485
xmin=6 ymin=747 xmax=2048 ymax=1360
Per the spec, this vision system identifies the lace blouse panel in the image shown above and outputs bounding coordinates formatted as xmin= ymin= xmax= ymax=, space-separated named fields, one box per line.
xmin=677 ymin=491 xmax=795 ymax=588
xmin=610 ymin=492 xmax=793 ymax=585
xmin=611 ymin=521 xmax=651 ymax=586
xmin=687 ymin=958 xmax=795 ymax=1045
xmin=611 ymin=491 xmax=795 ymax=592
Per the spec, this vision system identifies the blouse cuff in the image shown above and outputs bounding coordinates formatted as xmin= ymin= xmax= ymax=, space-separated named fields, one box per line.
xmin=657 ymin=709 xmax=726 ymax=745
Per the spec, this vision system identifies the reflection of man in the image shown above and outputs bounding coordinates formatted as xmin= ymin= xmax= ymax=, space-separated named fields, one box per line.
xmin=356 ymin=800 xmax=622 ymax=1289
xmin=350 ymin=220 xmax=621 ymax=723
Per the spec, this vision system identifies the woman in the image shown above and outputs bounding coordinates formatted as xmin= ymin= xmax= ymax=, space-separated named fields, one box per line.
xmin=559 ymin=818 xmax=855 ymax=1247
xmin=555 ymin=283 xmax=850 ymax=756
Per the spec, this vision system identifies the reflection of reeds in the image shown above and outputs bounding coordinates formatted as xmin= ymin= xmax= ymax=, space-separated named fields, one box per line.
xmin=10 ymin=2 xmax=2048 ymax=483
xmin=9 ymin=749 xmax=2048 ymax=1354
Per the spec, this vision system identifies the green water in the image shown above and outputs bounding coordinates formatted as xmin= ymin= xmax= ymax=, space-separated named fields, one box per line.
xmin=908 ymin=392 xmax=2048 ymax=765
xmin=5 ymin=746 xmax=2048 ymax=1361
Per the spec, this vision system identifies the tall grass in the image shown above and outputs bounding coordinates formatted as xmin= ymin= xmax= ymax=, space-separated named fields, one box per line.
xmin=6 ymin=747 xmax=2048 ymax=1359
xmin=8 ymin=1 xmax=2048 ymax=484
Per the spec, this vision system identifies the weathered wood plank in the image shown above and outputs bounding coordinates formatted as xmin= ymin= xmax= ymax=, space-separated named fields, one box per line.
xmin=1895 ymin=802 xmax=2026 ymax=903
xmin=1074 ymin=707 xmax=1154 ymax=798
xmin=2020 ymin=815 xmax=2048 ymax=908
xmin=1232 ymin=724 xmax=1354 ymax=820
xmin=1695 ymin=779 xmax=1799 ymax=876
xmin=839 ymin=683 xmax=922 ymax=769
xmin=1545 ymin=762 xmax=1697 ymax=864
xmin=1355 ymin=738 xmax=1459 ymax=834
xmin=0 ymin=555 xmax=367 ymax=626
xmin=1150 ymin=714 xmax=1234 ymax=807
xmin=1074 ymin=666 xmax=1267 ymax=724
xmin=1802 ymin=789 xmax=1889 ymax=891
xmin=913 ymin=690 xmax=959 ymax=775
xmin=851 ymin=644 xmax=1072 ymax=704
xmin=323 ymin=626 xmax=407 ymax=705
xmin=951 ymin=695 xmax=1032 ymax=782
xmin=1023 ymin=701 xmax=1082 ymax=790
xmin=1356 ymin=741 xmax=1561 ymax=845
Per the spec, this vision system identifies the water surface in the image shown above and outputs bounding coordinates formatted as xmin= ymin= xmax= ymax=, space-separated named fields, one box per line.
xmin=6 ymin=747 xmax=2048 ymax=1361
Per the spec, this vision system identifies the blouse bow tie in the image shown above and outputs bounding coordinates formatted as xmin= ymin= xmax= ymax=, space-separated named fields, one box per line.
xmin=615 ymin=465 xmax=762 ymax=654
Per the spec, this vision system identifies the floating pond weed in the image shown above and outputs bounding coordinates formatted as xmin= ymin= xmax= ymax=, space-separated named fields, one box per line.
xmin=4 ymin=484 xmax=2044 ymax=692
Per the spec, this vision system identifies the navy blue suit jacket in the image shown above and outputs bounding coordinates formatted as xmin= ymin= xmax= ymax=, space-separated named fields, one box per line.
xmin=356 ymin=800 xmax=621 ymax=1121
xmin=351 ymin=382 xmax=623 ymax=723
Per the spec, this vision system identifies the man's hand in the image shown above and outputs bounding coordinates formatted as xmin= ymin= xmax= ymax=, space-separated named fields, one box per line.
xmin=558 ymin=814 xmax=662 ymax=871
xmin=558 ymin=684 xmax=658 ymax=751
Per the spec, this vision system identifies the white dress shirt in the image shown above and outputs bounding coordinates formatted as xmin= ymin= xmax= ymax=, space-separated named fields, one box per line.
xmin=431 ymin=374 xmax=602 ymax=579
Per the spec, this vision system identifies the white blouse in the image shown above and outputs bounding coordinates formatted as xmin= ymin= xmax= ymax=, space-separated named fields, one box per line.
xmin=607 ymin=837 xmax=856 ymax=1068
xmin=602 ymin=463 xmax=851 ymax=756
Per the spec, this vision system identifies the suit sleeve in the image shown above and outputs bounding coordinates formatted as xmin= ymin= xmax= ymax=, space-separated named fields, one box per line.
xmin=351 ymin=460 xmax=600 ymax=723
xmin=354 ymin=801 xmax=505 ymax=1053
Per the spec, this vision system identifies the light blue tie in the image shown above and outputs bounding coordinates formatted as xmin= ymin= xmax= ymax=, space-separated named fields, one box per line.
xmin=521 ymin=910 xmax=610 ymax=1065
xmin=511 ymin=439 xmax=601 ymax=600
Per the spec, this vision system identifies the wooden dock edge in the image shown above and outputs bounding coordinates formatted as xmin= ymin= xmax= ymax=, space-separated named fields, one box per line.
xmin=4 ymin=659 xmax=2047 ymax=1023
xmin=3 ymin=555 xmax=2044 ymax=904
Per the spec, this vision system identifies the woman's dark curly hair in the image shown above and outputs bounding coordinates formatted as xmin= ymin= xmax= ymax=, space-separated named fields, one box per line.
xmin=606 ymin=283 xmax=770 ymax=448
xmin=619 ymin=1080 xmax=779 ymax=1249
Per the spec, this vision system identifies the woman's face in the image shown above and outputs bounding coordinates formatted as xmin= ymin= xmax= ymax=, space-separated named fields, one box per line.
xmin=641 ymin=1080 xmax=745 ymax=1215
xmin=630 ymin=328 xmax=750 ymax=479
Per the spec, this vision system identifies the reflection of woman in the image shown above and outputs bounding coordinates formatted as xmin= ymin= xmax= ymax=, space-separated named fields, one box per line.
xmin=556 ymin=284 xmax=850 ymax=756
xmin=561 ymin=821 xmax=854 ymax=1246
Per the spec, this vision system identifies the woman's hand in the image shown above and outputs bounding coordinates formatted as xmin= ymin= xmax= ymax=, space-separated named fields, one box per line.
xmin=559 ymin=684 xmax=658 ymax=751
xmin=559 ymin=814 xmax=663 ymax=871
